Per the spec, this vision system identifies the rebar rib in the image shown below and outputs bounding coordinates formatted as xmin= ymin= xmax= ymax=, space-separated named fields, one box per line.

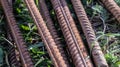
xmin=71 ymin=0 xmax=108 ymax=67
xmin=0 ymin=0 xmax=34 ymax=67
xmin=101 ymin=0 xmax=120 ymax=23
xmin=23 ymin=0 xmax=70 ymax=67
xmin=50 ymin=0 xmax=93 ymax=67
xmin=38 ymin=0 xmax=70 ymax=66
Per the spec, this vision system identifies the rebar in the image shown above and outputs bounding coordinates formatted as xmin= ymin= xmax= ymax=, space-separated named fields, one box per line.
xmin=50 ymin=0 xmax=93 ymax=67
xmin=71 ymin=0 xmax=108 ymax=67
xmin=0 ymin=0 xmax=34 ymax=67
xmin=23 ymin=0 xmax=70 ymax=67
xmin=59 ymin=0 xmax=93 ymax=67
xmin=38 ymin=0 xmax=70 ymax=66
xmin=101 ymin=0 xmax=120 ymax=23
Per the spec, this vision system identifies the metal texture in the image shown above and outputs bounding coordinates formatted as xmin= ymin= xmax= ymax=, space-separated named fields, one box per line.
xmin=0 ymin=0 xmax=113 ymax=67
xmin=38 ymin=0 xmax=70 ymax=66
xmin=101 ymin=0 xmax=120 ymax=22
xmin=71 ymin=0 xmax=108 ymax=67
xmin=59 ymin=0 xmax=93 ymax=67
xmin=50 ymin=0 xmax=93 ymax=67
xmin=5 ymin=1 xmax=21 ymax=66
xmin=0 ymin=0 xmax=34 ymax=67
xmin=23 ymin=0 xmax=69 ymax=67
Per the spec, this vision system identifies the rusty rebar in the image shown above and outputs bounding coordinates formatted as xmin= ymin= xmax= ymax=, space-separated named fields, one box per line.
xmin=71 ymin=0 xmax=108 ymax=67
xmin=38 ymin=0 xmax=70 ymax=66
xmin=50 ymin=0 xmax=93 ymax=67
xmin=101 ymin=0 xmax=120 ymax=23
xmin=5 ymin=1 xmax=21 ymax=66
xmin=59 ymin=0 xmax=93 ymax=67
xmin=23 ymin=0 xmax=70 ymax=67
xmin=0 ymin=0 xmax=34 ymax=67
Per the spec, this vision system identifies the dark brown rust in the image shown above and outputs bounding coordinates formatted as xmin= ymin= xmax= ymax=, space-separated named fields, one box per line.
xmin=101 ymin=0 xmax=120 ymax=23
xmin=71 ymin=0 xmax=108 ymax=67
xmin=50 ymin=0 xmax=93 ymax=67
xmin=0 ymin=0 xmax=34 ymax=67
xmin=50 ymin=0 xmax=84 ymax=66
xmin=38 ymin=0 xmax=70 ymax=66
xmin=59 ymin=0 xmax=93 ymax=67
xmin=23 ymin=0 xmax=69 ymax=67
xmin=5 ymin=1 xmax=21 ymax=66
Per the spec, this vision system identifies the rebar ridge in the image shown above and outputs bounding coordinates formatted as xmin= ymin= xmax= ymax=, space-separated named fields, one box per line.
xmin=50 ymin=0 xmax=93 ymax=67
xmin=6 ymin=1 xmax=21 ymax=66
xmin=38 ymin=0 xmax=70 ymax=66
xmin=0 ymin=0 xmax=114 ymax=67
xmin=101 ymin=0 xmax=120 ymax=23
xmin=0 ymin=0 xmax=34 ymax=67
xmin=59 ymin=0 xmax=93 ymax=67
xmin=71 ymin=0 xmax=108 ymax=67
xmin=23 ymin=0 xmax=70 ymax=67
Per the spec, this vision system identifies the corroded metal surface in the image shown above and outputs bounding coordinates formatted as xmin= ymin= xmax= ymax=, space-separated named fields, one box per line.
xmin=0 ymin=0 xmax=34 ymax=67
xmin=101 ymin=0 xmax=120 ymax=22
xmin=59 ymin=0 xmax=93 ymax=67
xmin=23 ymin=0 xmax=69 ymax=67
xmin=71 ymin=0 xmax=108 ymax=67
xmin=5 ymin=1 xmax=21 ymax=67
xmin=0 ymin=0 xmax=112 ymax=67
xmin=50 ymin=0 xmax=93 ymax=67
xmin=38 ymin=0 xmax=70 ymax=66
